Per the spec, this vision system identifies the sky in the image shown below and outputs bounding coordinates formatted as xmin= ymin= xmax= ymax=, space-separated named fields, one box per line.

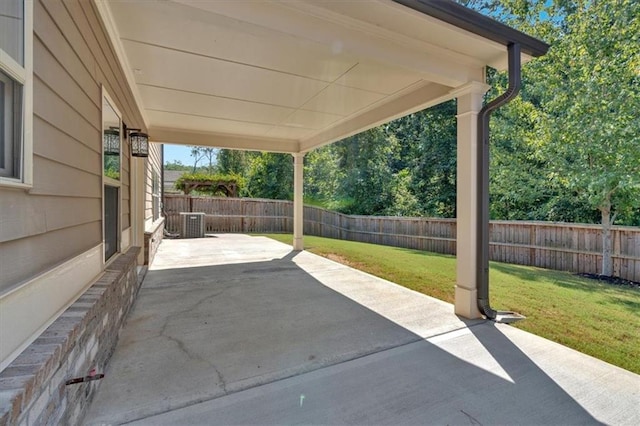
xmin=163 ymin=144 xmax=196 ymax=166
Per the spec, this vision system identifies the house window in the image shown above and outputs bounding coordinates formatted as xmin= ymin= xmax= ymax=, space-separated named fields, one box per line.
xmin=102 ymin=93 xmax=122 ymax=261
xmin=0 ymin=0 xmax=32 ymax=186
xmin=104 ymin=185 xmax=119 ymax=260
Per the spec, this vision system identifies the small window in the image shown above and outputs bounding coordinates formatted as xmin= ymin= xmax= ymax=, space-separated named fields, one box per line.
xmin=0 ymin=0 xmax=32 ymax=186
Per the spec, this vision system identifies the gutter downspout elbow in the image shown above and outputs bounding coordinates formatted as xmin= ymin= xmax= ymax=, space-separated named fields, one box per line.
xmin=477 ymin=43 xmax=522 ymax=320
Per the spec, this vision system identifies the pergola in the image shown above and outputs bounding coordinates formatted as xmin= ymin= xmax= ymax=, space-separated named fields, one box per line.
xmin=96 ymin=0 xmax=548 ymax=319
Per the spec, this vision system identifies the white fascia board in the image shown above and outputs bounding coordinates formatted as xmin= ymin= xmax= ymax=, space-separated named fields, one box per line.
xmin=150 ymin=128 xmax=301 ymax=154
xmin=93 ymin=0 xmax=149 ymax=129
xmin=299 ymin=82 xmax=452 ymax=152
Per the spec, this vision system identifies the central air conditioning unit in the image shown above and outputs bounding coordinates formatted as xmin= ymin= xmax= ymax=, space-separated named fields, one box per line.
xmin=180 ymin=212 xmax=206 ymax=238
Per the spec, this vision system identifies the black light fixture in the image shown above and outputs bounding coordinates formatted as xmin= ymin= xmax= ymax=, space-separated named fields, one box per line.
xmin=124 ymin=123 xmax=149 ymax=158
xmin=103 ymin=127 xmax=120 ymax=156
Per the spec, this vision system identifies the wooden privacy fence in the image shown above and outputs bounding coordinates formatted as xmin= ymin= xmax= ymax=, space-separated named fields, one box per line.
xmin=164 ymin=195 xmax=293 ymax=234
xmin=164 ymin=195 xmax=640 ymax=281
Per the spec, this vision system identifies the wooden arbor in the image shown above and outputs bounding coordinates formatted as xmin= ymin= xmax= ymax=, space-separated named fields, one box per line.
xmin=180 ymin=180 xmax=238 ymax=197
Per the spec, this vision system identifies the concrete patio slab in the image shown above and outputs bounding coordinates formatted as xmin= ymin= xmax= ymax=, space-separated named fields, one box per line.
xmin=84 ymin=235 xmax=640 ymax=425
xmin=130 ymin=322 xmax=640 ymax=425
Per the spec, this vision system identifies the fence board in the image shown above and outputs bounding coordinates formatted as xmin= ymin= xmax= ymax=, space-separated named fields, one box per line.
xmin=163 ymin=195 xmax=640 ymax=281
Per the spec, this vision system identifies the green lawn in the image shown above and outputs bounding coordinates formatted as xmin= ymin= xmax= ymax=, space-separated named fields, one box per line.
xmin=261 ymin=234 xmax=640 ymax=374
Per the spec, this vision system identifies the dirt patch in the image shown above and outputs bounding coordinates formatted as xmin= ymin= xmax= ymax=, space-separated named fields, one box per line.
xmin=324 ymin=253 xmax=369 ymax=272
xmin=326 ymin=253 xmax=351 ymax=264
xmin=576 ymin=273 xmax=640 ymax=289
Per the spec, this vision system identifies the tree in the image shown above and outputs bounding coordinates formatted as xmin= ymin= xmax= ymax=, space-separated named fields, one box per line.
xmin=540 ymin=0 xmax=640 ymax=276
xmin=190 ymin=146 xmax=218 ymax=173
xmin=465 ymin=0 xmax=640 ymax=276
xmin=164 ymin=160 xmax=189 ymax=171
xmin=244 ymin=153 xmax=294 ymax=200
xmin=335 ymin=128 xmax=397 ymax=215
xmin=304 ymin=145 xmax=343 ymax=208
xmin=385 ymin=169 xmax=422 ymax=217
xmin=217 ymin=149 xmax=251 ymax=175
xmin=396 ymin=101 xmax=458 ymax=218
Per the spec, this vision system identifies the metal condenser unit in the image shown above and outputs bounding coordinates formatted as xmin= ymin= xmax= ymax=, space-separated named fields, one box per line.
xmin=180 ymin=212 xmax=205 ymax=238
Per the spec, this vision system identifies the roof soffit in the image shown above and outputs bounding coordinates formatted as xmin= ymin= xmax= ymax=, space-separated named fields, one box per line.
xmin=97 ymin=0 xmax=541 ymax=152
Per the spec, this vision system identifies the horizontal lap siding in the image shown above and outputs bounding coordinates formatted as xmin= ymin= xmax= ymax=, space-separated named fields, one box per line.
xmin=0 ymin=223 xmax=101 ymax=290
xmin=33 ymin=117 xmax=101 ymax=174
xmin=58 ymin=0 xmax=144 ymax=232
xmin=0 ymin=0 xmax=145 ymax=292
xmin=145 ymin=144 xmax=162 ymax=225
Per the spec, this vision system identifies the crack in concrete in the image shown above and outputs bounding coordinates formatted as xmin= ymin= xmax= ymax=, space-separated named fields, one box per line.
xmin=162 ymin=332 xmax=228 ymax=394
xmin=155 ymin=287 xmax=230 ymax=339
xmin=461 ymin=409 xmax=483 ymax=425
xmin=159 ymin=300 xmax=229 ymax=396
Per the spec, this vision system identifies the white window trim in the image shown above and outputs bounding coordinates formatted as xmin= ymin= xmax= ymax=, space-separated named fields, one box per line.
xmin=0 ymin=0 xmax=33 ymax=189
xmin=102 ymin=89 xmax=123 ymax=189
xmin=102 ymin=87 xmax=123 ymax=265
xmin=0 ymin=71 xmax=15 ymax=177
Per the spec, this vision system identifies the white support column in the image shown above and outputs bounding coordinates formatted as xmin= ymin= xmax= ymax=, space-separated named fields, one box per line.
xmin=293 ymin=153 xmax=305 ymax=250
xmin=452 ymin=81 xmax=490 ymax=319
xmin=130 ymin=154 xmax=146 ymax=265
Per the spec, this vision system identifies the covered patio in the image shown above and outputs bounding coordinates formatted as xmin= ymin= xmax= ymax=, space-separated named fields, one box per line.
xmin=84 ymin=235 xmax=639 ymax=425
xmin=95 ymin=0 xmax=550 ymax=318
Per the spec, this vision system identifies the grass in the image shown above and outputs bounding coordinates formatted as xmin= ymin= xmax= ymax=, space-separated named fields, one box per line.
xmin=260 ymin=234 xmax=640 ymax=374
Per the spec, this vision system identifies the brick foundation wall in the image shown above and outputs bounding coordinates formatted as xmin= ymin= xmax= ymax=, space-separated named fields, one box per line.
xmin=0 ymin=247 xmax=141 ymax=425
xmin=144 ymin=218 xmax=165 ymax=266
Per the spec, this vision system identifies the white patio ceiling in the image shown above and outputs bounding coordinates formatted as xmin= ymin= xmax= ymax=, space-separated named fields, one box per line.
xmin=97 ymin=0 xmax=532 ymax=153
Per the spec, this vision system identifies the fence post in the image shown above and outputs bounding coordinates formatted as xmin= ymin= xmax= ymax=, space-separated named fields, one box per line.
xmin=241 ymin=198 xmax=246 ymax=233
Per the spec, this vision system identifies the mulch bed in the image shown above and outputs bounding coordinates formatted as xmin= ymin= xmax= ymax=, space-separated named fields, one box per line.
xmin=577 ymin=273 xmax=640 ymax=289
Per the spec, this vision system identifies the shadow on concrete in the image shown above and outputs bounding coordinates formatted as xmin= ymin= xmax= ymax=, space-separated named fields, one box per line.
xmin=86 ymin=250 xmax=600 ymax=425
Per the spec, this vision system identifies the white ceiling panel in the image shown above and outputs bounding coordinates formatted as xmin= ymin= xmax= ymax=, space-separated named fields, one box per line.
xmin=334 ymin=62 xmax=424 ymax=95
xmin=138 ymin=85 xmax=294 ymax=126
xmin=110 ymin=0 xmax=359 ymax=83
xmin=364 ymin=1 xmax=507 ymax=67
xmin=123 ymin=40 xmax=329 ymax=109
xmin=267 ymin=126 xmax=315 ymax=140
xmin=301 ymin=85 xmax=386 ymax=116
xmin=289 ymin=0 xmax=501 ymax=69
xmin=147 ymin=110 xmax=275 ymax=138
xmin=281 ymin=109 xmax=344 ymax=130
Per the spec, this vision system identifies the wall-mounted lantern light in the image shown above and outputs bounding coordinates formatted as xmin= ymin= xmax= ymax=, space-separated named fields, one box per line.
xmin=124 ymin=123 xmax=149 ymax=158
xmin=103 ymin=127 xmax=120 ymax=156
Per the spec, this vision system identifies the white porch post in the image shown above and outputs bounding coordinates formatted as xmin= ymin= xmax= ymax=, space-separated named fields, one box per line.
xmin=293 ymin=153 xmax=305 ymax=250
xmin=131 ymin=155 xmax=146 ymax=265
xmin=453 ymin=81 xmax=490 ymax=319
